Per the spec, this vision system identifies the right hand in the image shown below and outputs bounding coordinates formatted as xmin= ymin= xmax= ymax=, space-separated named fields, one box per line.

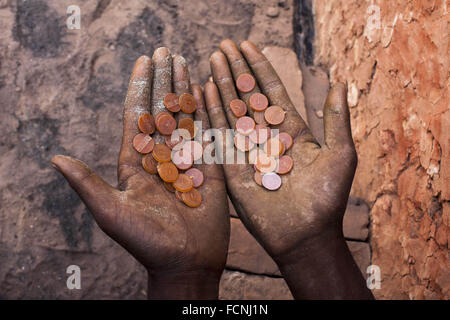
xmin=204 ymin=40 xmax=357 ymax=264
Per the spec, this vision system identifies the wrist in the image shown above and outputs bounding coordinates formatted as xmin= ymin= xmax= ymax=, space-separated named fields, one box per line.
xmin=273 ymin=226 xmax=346 ymax=268
xmin=273 ymin=227 xmax=373 ymax=299
xmin=147 ymin=268 xmax=221 ymax=300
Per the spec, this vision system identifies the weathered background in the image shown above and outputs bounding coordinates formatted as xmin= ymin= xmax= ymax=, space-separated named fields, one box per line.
xmin=312 ymin=0 xmax=449 ymax=299
xmin=0 ymin=0 xmax=447 ymax=299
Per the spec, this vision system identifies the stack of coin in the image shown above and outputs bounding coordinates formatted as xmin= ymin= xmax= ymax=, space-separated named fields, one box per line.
xmin=235 ymin=74 xmax=294 ymax=191
xmin=132 ymin=93 xmax=204 ymax=208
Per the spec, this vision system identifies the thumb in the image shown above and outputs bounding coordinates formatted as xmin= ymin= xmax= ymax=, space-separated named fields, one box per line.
xmin=51 ymin=155 xmax=118 ymax=228
xmin=323 ymin=82 xmax=355 ymax=150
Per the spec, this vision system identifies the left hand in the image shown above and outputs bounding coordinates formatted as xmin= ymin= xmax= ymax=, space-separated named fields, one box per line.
xmin=51 ymin=49 xmax=229 ymax=299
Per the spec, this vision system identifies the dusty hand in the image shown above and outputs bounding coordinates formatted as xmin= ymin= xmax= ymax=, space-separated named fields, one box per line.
xmin=51 ymin=48 xmax=229 ymax=299
xmin=205 ymin=40 xmax=356 ymax=263
xmin=204 ymin=40 xmax=373 ymax=299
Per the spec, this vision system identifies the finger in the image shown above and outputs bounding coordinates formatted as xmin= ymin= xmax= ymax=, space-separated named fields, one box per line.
xmin=219 ymin=39 xmax=260 ymax=120
xmin=192 ymin=84 xmax=210 ymax=130
xmin=204 ymin=81 xmax=230 ymax=130
xmin=240 ymin=41 xmax=316 ymax=143
xmin=204 ymin=81 xmax=246 ymax=178
xmin=118 ymin=56 xmax=152 ymax=185
xmin=210 ymin=51 xmax=240 ymax=128
xmin=173 ymin=55 xmax=194 ymax=122
xmin=192 ymin=84 xmax=224 ymax=176
xmin=151 ymin=47 xmax=173 ymax=143
xmin=323 ymin=83 xmax=355 ymax=151
xmin=51 ymin=155 xmax=119 ymax=230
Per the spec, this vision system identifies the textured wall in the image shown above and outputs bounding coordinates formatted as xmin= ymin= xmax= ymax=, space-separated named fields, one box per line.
xmin=314 ymin=0 xmax=449 ymax=299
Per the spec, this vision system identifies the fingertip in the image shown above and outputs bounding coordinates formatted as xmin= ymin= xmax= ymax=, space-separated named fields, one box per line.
xmin=239 ymin=40 xmax=257 ymax=52
xmin=191 ymin=83 xmax=203 ymax=95
xmin=51 ymin=155 xmax=62 ymax=171
xmin=132 ymin=55 xmax=152 ymax=78
xmin=137 ymin=55 xmax=151 ymax=63
xmin=192 ymin=84 xmax=204 ymax=104
xmin=173 ymin=55 xmax=187 ymax=67
xmin=210 ymin=51 xmax=226 ymax=64
xmin=51 ymin=154 xmax=70 ymax=168
xmin=204 ymin=81 xmax=218 ymax=93
xmin=152 ymin=47 xmax=171 ymax=63
xmin=219 ymin=39 xmax=236 ymax=51
xmin=326 ymin=82 xmax=349 ymax=113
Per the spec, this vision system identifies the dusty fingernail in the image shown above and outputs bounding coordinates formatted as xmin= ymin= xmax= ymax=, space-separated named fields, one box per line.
xmin=51 ymin=161 xmax=60 ymax=172
xmin=132 ymin=56 xmax=151 ymax=78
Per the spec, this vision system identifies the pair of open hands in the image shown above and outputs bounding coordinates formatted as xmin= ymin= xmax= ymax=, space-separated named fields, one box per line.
xmin=51 ymin=40 xmax=373 ymax=299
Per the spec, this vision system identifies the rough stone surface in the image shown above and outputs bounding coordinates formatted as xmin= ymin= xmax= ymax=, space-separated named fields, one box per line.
xmin=314 ymin=0 xmax=449 ymax=299
xmin=219 ymin=270 xmax=293 ymax=300
xmin=0 ymin=0 xmax=296 ymax=299
xmin=227 ymin=218 xmax=281 ymax=276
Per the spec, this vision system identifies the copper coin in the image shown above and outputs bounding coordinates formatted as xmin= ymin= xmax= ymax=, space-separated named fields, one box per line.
xmin=133 ymin=133 xmax=154 ymax=154
xmin=155 ymin=112 xmax=177 ymax=135
xmin=172 ymin=149 xmax=194 ymax=170
xmin=229 ymin=99 xmax=247 ymax=118
xmin=235 ymin=116 xmax=255 ymax=136
xmin=276 ymin=155 xmax=294 ymax=174
xmin=142 ymin=154 xmax=158 ymax=174
xmin=175 ymin=190 xmax=184 ymax=202
xmin=234 ymin=133 xmax=255 ymax=152
xmin=255 ymin=153 xmax=277 ymax=173
xmin=262 ymin=172 xmax=282 ymax=191
xmin=254 ymin=171 xmax=263 ymax=186
xmin=179 ymin=93 xmax=197 ymax=114
xmin=277 ymin=132 xmax=293 ymax=151
xmin=178 ymin=118 xmax=195 ymax=139
xmin=249 ymin=125 xmax=270 ymax=144
xmin=264 ymin=138 xmax=284 ymax=157
xmin=183 ymin=141 xmax=203 ymax=161
xmin=248 ymin=148 xmax=265 ymax=165
xmin=264 ymin=106 xmax=286 ymax=125
xmin=236 ymin=74 xmax=256 ymax=93
xmin=138 ymin=113 xmax=156 ymax=134
xmin=164 ymin=181 xmax=176 ymax=193
xmin=181 ymin=188 xmax=202 ymax=207
xmin=185 ymin=168 xmax=204 ymax=188
xmin=164 ymin=93 xmax=181 ymax=112
xmin=165 ymin=134 xmax=184 ymax=150
xmin=173 ymin=173 xmax=194 ymax=192
xmin=253 ymin=111 xmax=267 ymax=125
xmin=249 ymin=93 xmax=269 ymax=112
xmin=157 ymin=162 xmax=178 ymax=182
xmin=152 ymin=143 xmax=172 ymax=162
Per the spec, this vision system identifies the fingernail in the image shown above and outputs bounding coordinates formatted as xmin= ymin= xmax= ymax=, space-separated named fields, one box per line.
xmin=51 ymin=161 xmax=60 ymax=172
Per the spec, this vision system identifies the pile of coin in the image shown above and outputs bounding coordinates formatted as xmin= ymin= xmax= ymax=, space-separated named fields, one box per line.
xmin=234 ymin=73 xmax=294 ymax=191
xmin=132 ymin=93 xmax=204 ymax=208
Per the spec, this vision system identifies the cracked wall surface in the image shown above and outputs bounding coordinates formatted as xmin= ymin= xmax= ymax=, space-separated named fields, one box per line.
xmin=313 ymin=0 xmax=449 ymax=299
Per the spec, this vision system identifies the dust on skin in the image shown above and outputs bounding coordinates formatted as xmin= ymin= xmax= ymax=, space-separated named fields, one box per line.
xmin=152 ymin=51 xmax=173 ymax=117
xmin=173 ymin=67 xmax=191 ymax=93
xmin=124 ymin=104 xmax=148 ymax=117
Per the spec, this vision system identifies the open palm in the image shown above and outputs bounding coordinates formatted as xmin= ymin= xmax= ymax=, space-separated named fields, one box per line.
xmin=52 ymin=49 xmax=229 ymax=297
xmin=204 ymin=40 xmax=356 ymax=262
